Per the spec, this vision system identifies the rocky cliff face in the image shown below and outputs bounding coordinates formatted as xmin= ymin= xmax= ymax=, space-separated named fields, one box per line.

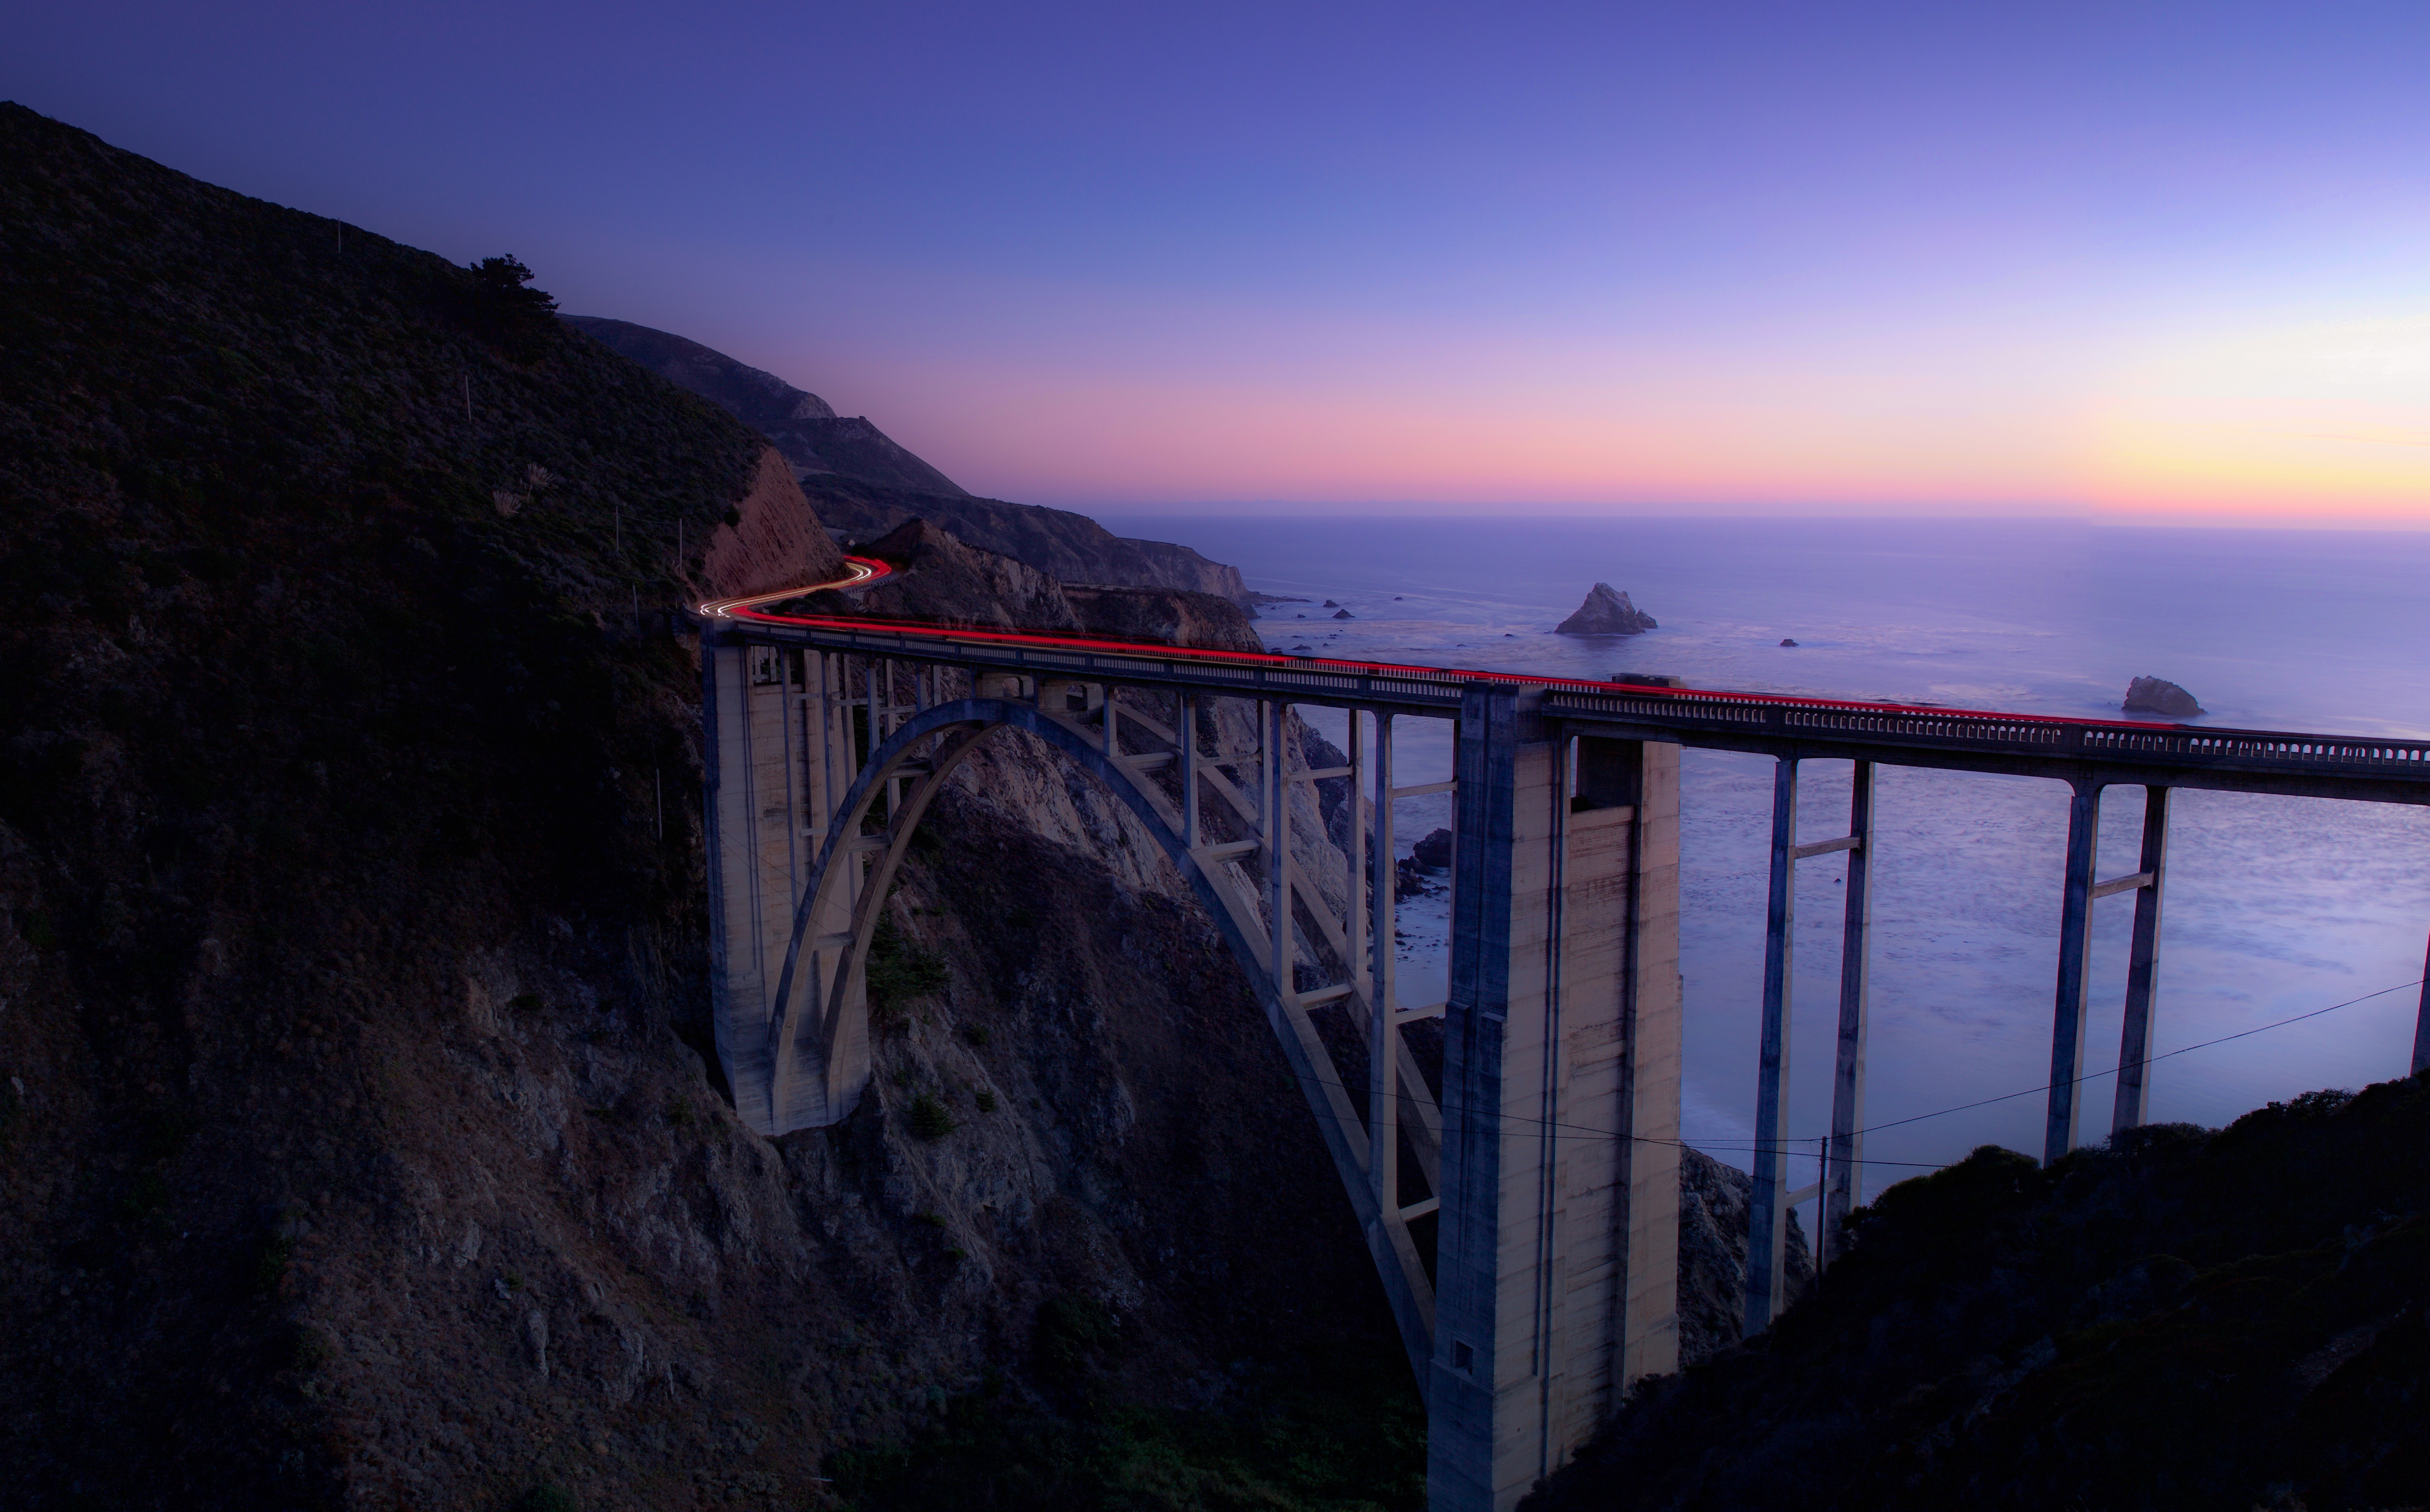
xmin=808 ymin=478 xmax=1253 ymax=607
xmin=700 ymin=446 xmax=847 ymax=598
xmin=1677 ymin=1148 xmax=1813 ymax=1367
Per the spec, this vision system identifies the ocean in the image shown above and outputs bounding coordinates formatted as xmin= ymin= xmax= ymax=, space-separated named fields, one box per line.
xmin=1095 ymin=515 xmax=2430 ymax=1199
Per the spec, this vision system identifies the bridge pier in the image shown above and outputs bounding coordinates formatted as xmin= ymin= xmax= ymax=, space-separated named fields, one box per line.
xmin=2110 ymin=785 xmax=2172 ymax=1134
xmin=1429 ymin=687 xmax=1682 ymax=1512
xmin=704 ymin=636 xmax=868 ymax=1132
xmin=1746 ymin=757 xmax=1875 ymax=1327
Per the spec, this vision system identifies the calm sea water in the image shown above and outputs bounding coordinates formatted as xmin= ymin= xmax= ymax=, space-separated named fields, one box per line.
xmin=1096 ymin=515 xmax=2430 ymax=1199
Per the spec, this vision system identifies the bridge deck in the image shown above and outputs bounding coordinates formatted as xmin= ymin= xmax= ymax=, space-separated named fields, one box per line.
xmin=719 ymin=599 xmax=2430 ymax=803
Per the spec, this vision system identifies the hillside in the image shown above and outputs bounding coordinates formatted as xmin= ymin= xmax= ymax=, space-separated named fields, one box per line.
xmin=1527 ymin=1074 xmax=2430 ymax=1512
xmin=0 ymin=101 xmax=1401 ymax=1510
xmin=2 ymin=96 xmax=1840 ymax=1512
xmin=563 ymin=316 xmax=972 ymax=499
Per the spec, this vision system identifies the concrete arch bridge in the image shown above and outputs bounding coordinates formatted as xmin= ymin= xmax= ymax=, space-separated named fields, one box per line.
xmin=697 ymin=564 xmax=2430 ymax=1512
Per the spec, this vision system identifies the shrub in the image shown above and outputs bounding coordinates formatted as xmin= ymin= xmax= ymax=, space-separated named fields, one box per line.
xmin=906 ymin=1093 xmax=955 ymax=1141
xmin=284 ymin=1323 xmax=330 ymax=1372
xmin=867 ymin=916 xmax=949 ymax=1026
xmin=1033 ymin=1293 xmax=1118 ymax=1386
xmin=250 ymin=1235 xmax=295 ymax=1296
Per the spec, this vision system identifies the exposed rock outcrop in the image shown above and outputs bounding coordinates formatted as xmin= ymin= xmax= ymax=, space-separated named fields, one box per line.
xmin=853 ymin=517 xmax=1080 ymax=631
xmin=697 ymin=445 xmax=847 ymax=598
xmin=808 ymin=476 xmax=1253 ymax=607
xmin=2123 ymin=675 xmax=2204 ymax=717
xmin=1062 ymin=584 xmax=1264 ymax=653
xmin=1676 ymin=1147 xmax=1813 ymax=1366
xmin=1555 ymin=582 xmax=1658 ymax=635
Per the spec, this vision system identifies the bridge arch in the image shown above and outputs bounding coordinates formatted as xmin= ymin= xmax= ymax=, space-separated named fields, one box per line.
xmin=748 ymin=689 xmax=1432 ymax=1379
xmin=703 ymin=632 xmax=1691 ymax=1506
xmin=760 ymin=696 xmax=1287 ymax=1135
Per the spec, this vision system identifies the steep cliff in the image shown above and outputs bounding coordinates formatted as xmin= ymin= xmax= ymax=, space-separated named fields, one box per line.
xmin=0 ymin=103 xmax=1401 ymax=1511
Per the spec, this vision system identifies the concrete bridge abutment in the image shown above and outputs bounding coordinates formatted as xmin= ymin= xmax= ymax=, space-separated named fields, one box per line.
xmin=1429 ymin=687 xmax=1683 ymax=1512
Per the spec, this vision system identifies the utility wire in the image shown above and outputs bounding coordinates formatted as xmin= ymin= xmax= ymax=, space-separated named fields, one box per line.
xmin=1278 ymin=977 xmax=2424 ymax=1173
xmin=1844 ymin=977 xmax=2422 ymax=1140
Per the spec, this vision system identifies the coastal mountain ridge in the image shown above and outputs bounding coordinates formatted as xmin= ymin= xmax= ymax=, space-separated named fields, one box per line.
xmin=562 ymin=314 xmax=970 ymax=499
xmin=566 ymin=314 xmax=1252 ymax=607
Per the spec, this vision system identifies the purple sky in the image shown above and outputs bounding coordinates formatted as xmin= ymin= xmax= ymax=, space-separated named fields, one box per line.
xmin=16 ymin=1 xmax=2430 ymax=518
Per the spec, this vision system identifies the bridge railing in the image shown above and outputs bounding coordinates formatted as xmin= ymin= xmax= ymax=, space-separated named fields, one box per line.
xmin=717 ymin=615 xmax=2430 ymax=785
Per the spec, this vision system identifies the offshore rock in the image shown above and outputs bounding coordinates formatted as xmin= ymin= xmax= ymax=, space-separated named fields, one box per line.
xmin=1555 ymin=583 xmax=1658 ymax=635
xmin=1410 ymin=828 xmax=1453 ymax=870
xmin=2123 ymin=676 xmax=2204 ymax=717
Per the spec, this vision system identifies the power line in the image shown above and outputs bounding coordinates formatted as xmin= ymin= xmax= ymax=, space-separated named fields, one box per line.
xmin=1845 ymin=977 xmax=2422 ymax=1139
xmin=1276 ymin=977 xmax=2424 ymax=1176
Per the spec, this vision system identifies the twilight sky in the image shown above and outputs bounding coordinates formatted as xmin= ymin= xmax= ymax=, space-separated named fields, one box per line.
xmin=15 ymin=1 xmax=2430 ymax=520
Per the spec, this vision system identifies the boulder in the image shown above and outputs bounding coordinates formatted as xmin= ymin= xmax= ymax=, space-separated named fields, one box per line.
xmin=1555 ymin=582 xmax=1658 ymax=635
xmin=1410 ymin=827 xmax=1453 ymax=870
xmin=2123 ymin=676 xmax=2204 ymax=717
xmin=1332 ymin=608 xmax=1354 ymax=619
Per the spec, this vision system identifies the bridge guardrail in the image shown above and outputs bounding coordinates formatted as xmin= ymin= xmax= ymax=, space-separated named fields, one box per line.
xmin=723 ymin=617 xmax=2430 ymax=790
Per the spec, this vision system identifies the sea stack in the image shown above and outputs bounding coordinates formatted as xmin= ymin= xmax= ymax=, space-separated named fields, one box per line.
xmin=1555 ymin=582 xmax=1658 ymax=635
xmin=2123 ymin=676 xmax=2204 ymax=717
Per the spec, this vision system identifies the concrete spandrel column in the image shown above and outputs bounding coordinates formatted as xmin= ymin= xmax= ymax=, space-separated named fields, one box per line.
xmin=705 ymin=634 xmax=779 ymax=1136
xmin=1617 ymin=740 xmax=1683 ymax=1390
xmin=1428 ymin=696 xmax=1682 ymax=1512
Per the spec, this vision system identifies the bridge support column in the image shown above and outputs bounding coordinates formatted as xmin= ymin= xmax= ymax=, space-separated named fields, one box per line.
xmin=1429 ymin=689 xmax=1681 ymax=1512
xmin=2416 ymin=931 xmax=2430 ymax=1075
xmin=2045 ymin=781 xmax=2103 ymax=1163
xmin=1821 ymin=759 xmax=1875 ymax=1266
xmin=1746 ymin=757 xmax=1799 ymax=1330
xmin=2111 ymin=785 xmax=2171 ymax=1133
xmin=704 ymin=635 xmax=863 ymax=1135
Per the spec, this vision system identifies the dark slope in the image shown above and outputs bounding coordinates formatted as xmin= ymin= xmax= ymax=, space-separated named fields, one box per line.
xmin=565 ymin=314 xmax=972 ymax=497
xmin=1526 ymin=1075 xmax=2430 ymax=1512
xmin=0 ymin=98 xmax=773 ymax=1506
xmin=0 ymin=103 xmax=1410 ymax=1511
